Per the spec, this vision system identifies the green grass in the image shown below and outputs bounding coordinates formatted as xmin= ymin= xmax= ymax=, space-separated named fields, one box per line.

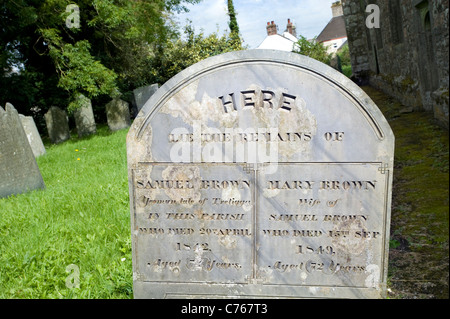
xmin=0 ymin=126 xmax=132 ymax=298
xmin=362 ymin=86 xmax=449 ymax=299
xmin=1 ymin=86 xmax=448 ymax=299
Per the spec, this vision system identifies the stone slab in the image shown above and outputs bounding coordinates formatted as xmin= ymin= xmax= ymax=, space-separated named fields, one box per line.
xmin=73 ymin=94 xmax=96 ymax=137
xmin=127 ymin=50 xmax=395 ymax=299
xmin=1 ymin=103 xmax=45 ymax=198
xmin=44 ymin=106 xmax=70 ymax=144
xmin=106 ymin=98 xmax=131 ymax=131
xmin=19 ymin=114 xmax=46 ymax=157
xmin=133 ymin=84 xmax=159 ymax=114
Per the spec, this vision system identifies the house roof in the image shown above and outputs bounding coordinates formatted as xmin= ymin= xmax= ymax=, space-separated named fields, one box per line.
xmin=257 ymin=32 xmax=297 ymax=51
xmin=316 ymin=15 xmax=347 ymax=43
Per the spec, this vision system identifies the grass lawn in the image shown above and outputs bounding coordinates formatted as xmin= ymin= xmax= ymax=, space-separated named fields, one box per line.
xmin=0 ymin=126 xmax=132 ymax=298
xmin=1 ymin=85 xmax=448 ymax=299
xmin=362 ymin=86 xmax=449 ymax=299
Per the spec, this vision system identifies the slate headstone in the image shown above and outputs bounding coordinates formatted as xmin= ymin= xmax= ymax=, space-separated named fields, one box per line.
xmin=106 ymin=98 xmax=131 ymax=131
xmin=133 ymin=84 xmax=159 ymax=115
xmin=44 ymin=106 xmax=70 ymax=144
xmin=73 ymin=94 xmax=96 ymax=137
xmin=127 ymin=50 xmax=395 ymax=299
xmin=19 ymin=114 xmax=46 ymax=157
xmin=1 ymin=103 xmax=45 ymax=198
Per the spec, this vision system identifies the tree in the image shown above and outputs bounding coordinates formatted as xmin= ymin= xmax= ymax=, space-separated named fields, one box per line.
xmin=292 ymin=35 xmax=352 ymax=78
xmin=0 ymin=0 xmax=68 ymax=119
xmin=0 ymin=0 xmax=201 ymax=117
xmin=227 ymin=0 xmax=241 ymax=46
xmin=336 ymin=43 xmax=352 ymax=78
xmin=292 ymin=35 xmax=331 ymax=65
xmin=147 ymin=22 xmax=244 ymax=85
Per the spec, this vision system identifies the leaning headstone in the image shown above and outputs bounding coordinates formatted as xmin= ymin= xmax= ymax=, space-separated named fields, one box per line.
xmin=44 ymin=106 xmax=70 ymax=144
xmin=133 ymin=84 xmax=159 ymax=114
xmin=105 ymin=98 xmax=131 ymax=131
xmin=73 ymin=94 xmax=96 ymax=137
xmin=1 ymin=103 xmax=45 ymax=198
xmin=127 ymin=50 xmax=395 ymax=299
xmin=19 ymin=114 xmax=46 ymax=157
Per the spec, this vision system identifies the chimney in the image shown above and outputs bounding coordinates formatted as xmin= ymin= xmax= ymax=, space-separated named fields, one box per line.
xmin=331 ymin=1 xmax=343 ymax=17
xmin=266 ymin=21 xmax=277 ymax=36
xmin=286 ymin=18 xmax=297 ymax=37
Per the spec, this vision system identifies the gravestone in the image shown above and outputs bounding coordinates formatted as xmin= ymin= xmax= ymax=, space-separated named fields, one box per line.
xmin=44 ymin=106 xmax=70 ymax=144
xmin=330 ymin=55 xmax=342 ymax=73
xmin=1 ymin=103 xmax=45 ymax=198
xmin=19 ymin=114 xmax=46 ymax=157
xmin=106 ymin=98 xmax=131 ymax=131
xmin=133 ymin=84 xmax=159 ymax=115
xmin=73 ymin=94 xmax=96 ymax=137
xmin=127 ymin=50 xmax=395 ymax=299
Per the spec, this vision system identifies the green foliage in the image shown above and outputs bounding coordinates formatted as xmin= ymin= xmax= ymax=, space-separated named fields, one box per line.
xmin=292 ymin=36 xmax=353 ymax=78
xmin=389 ymin=239 xmax=401 ymax=249
xmin=40 ymin=29 xmax=118 ymax=103
xmin=147 ymin=22 xmax=244 ymax=85
xmin=341 ymin=65 xmax=353 ymax=78
xmin=227 ymin=0 xmax=241 ymax=45
xmin=1 ymin=0 xmax=201 ymax=115
xmin=292 ymin=35 xmax=331 ymax=64
xmin=336 ymin=44 xmax=352 ymax=78
xmin=337 ymin=43 xmax=351 ymax=66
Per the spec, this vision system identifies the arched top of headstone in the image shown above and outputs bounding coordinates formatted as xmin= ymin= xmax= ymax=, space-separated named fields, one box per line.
xmin=1 ymin=102 xmax=45 ymax=198
xmin=128 ymin=49 xmax=394 ymax=165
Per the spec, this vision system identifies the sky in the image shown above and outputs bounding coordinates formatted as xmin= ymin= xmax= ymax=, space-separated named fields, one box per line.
xmin=175 ymin=0 xmax=336 ymax=49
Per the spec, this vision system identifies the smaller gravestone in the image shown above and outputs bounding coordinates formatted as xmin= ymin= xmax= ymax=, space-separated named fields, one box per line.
xmin=19 ymin=114 xmax=46 ymax=157
xmin=133 ymin=84 xmax=159 ymax=115
xmin=1 ymin=103 xmax=45 ymax=198
xmin=106 ymin=98 xmax=131 ymax=131
xmin=73 ymin=94 xmax=97 ymax=137
xmin=45 ymin=106 xmax=70 ymax=144
xmin=330 ymin=55 xmax=342 ymax=73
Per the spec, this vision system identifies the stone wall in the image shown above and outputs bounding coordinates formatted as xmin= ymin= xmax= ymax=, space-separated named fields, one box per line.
xmin=342 ymin=0 xmax=449 ymax=129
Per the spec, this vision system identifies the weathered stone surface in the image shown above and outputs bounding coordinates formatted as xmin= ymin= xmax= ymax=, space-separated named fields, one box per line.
xmin=1 ymin=103 xmax=45 ymax=198
xmin=342 ymin=0 xmax=449 ymax=129
xmin=44 ymin=106 xmax=70 ymax=144
xmin=106 ymin=98 xmax=131 ymax=131
xmin=19 ymin=114 xmax=46 ymax=157
xmin=127 ymin=50 xmax=395 ymax=299
xmin=133 ymin=84 xmax=159 ymax=113
xmin=73 ymin=94 xmax=96 ymax=137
